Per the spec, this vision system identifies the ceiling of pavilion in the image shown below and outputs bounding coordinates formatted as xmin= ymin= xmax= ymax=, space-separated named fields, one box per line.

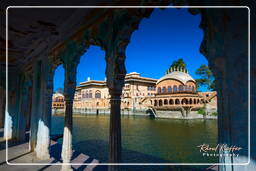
xmin=0 ymin=0 xmax=115 ymax=69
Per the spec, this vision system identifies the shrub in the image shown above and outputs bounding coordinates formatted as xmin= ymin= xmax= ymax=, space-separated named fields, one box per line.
xmin=197 ymin=108 xmax=206 ymax=115
xmin=211 ymin=112 xmax=218 ymax=116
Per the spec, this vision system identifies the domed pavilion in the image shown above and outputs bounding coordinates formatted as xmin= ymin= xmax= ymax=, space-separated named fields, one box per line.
xmin=151 ymin=66 xmax=204 ymax=117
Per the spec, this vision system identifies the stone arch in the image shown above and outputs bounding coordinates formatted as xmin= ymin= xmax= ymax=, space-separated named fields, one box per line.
xmin=164 ymin=99 xmax=168 ymax=105
xmin=194 ymin=99 xmax=197 ymax=104
xmin=154 ymin=100 xmax=157 ymax=106
xmin=181 ymin=98 xmax=188 ymax=105
xmin=159 ymin=99 xmax=163 ymax=106
xmin=189 ymin=98 xmax=192 ymax=104
xmin=175 ymin=99 xmax=180 ymax=105
xmin=169 ymin=99 xmax=174 ymax=105
xmin=95 ymin=90 xmax=101 ymax=98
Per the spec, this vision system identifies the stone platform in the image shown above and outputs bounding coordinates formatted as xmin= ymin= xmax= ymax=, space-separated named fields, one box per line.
xmin=0 ymin=138 xmax=103 ymax=171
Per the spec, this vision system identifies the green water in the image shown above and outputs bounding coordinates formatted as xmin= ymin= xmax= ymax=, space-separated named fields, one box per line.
xmin=51 ymin=115 xmax=217 ymax=165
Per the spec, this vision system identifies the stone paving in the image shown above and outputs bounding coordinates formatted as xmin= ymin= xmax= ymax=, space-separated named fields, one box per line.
xmin=0 ymin=128 xmax=104 ymax=171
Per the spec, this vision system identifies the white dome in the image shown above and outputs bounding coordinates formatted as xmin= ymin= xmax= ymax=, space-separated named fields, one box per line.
xmin=157 ymin=71 xmax=195 ymax=85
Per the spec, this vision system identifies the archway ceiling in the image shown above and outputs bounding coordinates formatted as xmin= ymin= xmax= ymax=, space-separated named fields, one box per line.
xmin=0 ymin=0 xmax=115 ymax=69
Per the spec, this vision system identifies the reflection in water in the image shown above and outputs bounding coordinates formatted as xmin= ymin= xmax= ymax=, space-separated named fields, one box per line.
xmin=51 ymin=115 xmax=217 ymax=165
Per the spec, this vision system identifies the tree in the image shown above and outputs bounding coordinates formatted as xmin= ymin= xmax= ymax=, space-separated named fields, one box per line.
xmin=195 ymin=64 xmax=215 ymax=91
xmin=166 ymin=58 xmax=187 ymax=74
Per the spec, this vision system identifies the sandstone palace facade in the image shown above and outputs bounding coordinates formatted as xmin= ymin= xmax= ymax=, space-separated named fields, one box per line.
xmin=52 ymin=68 xmax=217 ymax=118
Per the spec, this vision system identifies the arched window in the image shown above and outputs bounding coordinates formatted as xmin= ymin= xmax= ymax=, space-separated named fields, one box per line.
xmin=164 ymin=99 xmax=168 ymax=105
xmin=179 ymin=85 xmax=184 ymax=92
xmin=95 ymin=90 xmax=101 ymax=98
xmin=85 ymin=91 xmax=89 ymax=98
xmin=173 ymin=85 xmax=177 ymax=92
xmin=157 ymin=87 xmax=161 ymax=93
xmin=185 ymin=85 xmax=188 ymax=91
xmin=89 ymin=90 xmax=92 ymax=98
xmin=162 ymin=87 xmax=166 ymax=93
xmin=159 ymin=100 xmax=163 ymax=106
xmin=175 ymin=99 xmax=180 ymax=104
xmin=189 ymin=98 xmax=192 ymax=104
xmin=197 ymin=99 xmax=200 ymax=104
xmin=168 ymin=86 xmax=172 ymax=93
xmin=169 ymin=99 xmax=174 ymax=105
xmin=189 ymin=85 xmax=192 ymax=91
xmin=154 ymin=100 xmax=157 ymax=106
xmin=194 ymin=99 xmax=197 ymax=104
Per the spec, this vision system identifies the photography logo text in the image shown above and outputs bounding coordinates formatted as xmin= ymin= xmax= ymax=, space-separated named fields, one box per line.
xmin=197 ymin=144 xmax=242 ymax=157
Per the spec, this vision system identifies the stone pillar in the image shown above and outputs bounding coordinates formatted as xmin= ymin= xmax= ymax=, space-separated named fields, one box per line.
xmin=61 ymin=52 xmax=79 ymax=171
xmin=16 ymin=75 xmax=32 ymax=142
xmin=108 ymin=92 xmax=122 ymax=165
xmin=198 ymin=7 xmax=255 ymax=170
xmin=0 ymin=87 xmax=6 ymax=128
xmin=106 ymin=49 xmax=126 ymax=171
xmin=29 ymin=61 xmax=42 ymax=151
xmin=4 ymin=72 xmax=22 ymax=141
xmin=29 ymin=57 xmax=53 ymax=160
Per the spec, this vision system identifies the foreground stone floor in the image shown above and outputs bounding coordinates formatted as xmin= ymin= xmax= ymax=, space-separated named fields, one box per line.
xmin=0 ymin=129 xmax=218 ymax=171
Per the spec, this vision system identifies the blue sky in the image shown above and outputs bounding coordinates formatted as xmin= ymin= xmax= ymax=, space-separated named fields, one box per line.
xmin=53 ymin=8 xmax=208 ymax=91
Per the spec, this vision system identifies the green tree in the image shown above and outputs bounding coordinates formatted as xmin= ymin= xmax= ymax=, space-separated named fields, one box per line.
xmin=195 ymin=64 xmax=215 ymax=91
xmin=166 ymin=58 xmax=187 ymax=74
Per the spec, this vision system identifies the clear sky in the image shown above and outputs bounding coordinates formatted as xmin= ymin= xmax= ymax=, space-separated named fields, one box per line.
xmin=53 ymin=8 xmax=208 ymax=91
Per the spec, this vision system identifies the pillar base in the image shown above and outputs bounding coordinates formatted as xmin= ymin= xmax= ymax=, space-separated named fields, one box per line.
xmin=35 ymin=151 xmax=50 ymax=160
xmin=61 ymin=164 xmax=73 ymax=171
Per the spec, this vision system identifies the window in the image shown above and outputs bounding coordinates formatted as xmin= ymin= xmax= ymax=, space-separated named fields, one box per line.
xmin=179 ymin=85 xmax=184 ymax=92
xmin=89 ymin=90 xmax=92 ymax=98
xmin=95 ymin=90 xmax=101 ymax=98
xmin=157 ymin=87 xmax=161 ymax=93
xmin=154 ymin=100 xmax=157 ymax=106
xmin=173 ymin=85 xmax=177 ymax=92
xmin=168 ymin=86 xmax=172 ymax=93
xmin=85 ymin=91 xmax=89 ymax=98
xmin=159 ymin=100 xmax=163 ymax=106
xmin=148 ymin=86 xmax=151 ymax=91
xmin=162 ymin=87 xmax=166 ymax=93
xmin=185 ymin=85 xmax=188 ymax=91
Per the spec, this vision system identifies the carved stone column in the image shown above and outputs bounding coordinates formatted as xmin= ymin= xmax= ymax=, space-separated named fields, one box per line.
xmin=0 ymin=86 xmax=5 ymax=128
xmin=109 ymin=91 xmax=122 ymax=165
xmin=29 ymin=61 xmax=42 ymax=151
xmin=16 ymin=75 xmax=32 ymax=142
xmin=61 ymin=51 xmax=79 ymax=171
xmin=198 ymin=7 xmax=255 ymax=170
xmin=106 ymin=49 xmax=126 ymax=171
xmin=29 ymin=57 xmax=53 ymax=160
xmin=4 ymin=72 xmax=22 ymax=141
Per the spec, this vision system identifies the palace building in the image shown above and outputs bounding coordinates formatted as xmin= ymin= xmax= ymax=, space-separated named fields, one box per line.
xmin=52 ymin=68 xmax=217 ymax=117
